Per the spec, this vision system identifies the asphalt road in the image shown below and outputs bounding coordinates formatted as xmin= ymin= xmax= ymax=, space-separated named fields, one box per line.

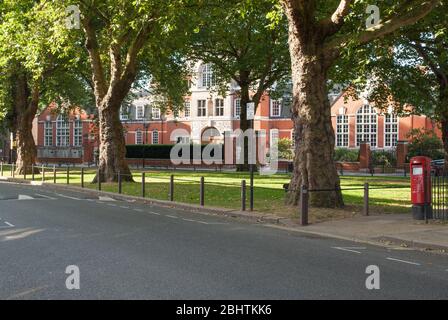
xmin=0 ymin=181 xmax=447 ymax=300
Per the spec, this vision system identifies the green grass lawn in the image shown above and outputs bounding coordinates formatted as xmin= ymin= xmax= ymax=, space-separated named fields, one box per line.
xmin=1 ymin=164 xmax=411 ymax=220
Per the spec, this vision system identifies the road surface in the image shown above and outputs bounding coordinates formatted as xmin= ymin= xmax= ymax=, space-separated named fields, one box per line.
xmin=0 ymin=181 xmax=447 ymax=299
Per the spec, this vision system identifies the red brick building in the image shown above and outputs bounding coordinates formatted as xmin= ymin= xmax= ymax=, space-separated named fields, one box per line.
xmin=331 ymin=93 xmax=441 ymax=149
xmin=34 ymin=104 xmax=97 ymax=165
xmin=33 ymin=69 xmax=442 ymax=166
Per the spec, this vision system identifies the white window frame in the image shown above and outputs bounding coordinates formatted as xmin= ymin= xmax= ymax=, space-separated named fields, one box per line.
xmin=152 ymin=129 xmax=159 ymax=144
xmin=184 ymin=101 xmax=190 ymax=118
xmin=44 ymin=121 xmax=53 ymax=147
xmin=200 ymin=63 xmax=214 ymax=88
xmin=384 ymin=113 xmax=399 ymax=148
xmin=356 ymin=105 xmax=378 ymax=148
xmin=270 ymin=99 xmax=281 ymax=117
xmin=136 ymin=105 xmax=145 ymax=120
xmin=215 ymin=98 xmax=224 ymax=117
xmin=197 ymin=100 xmax=207 ymax=117
xmin=336 ymin=115 xmax=349 ymax=147
xmin=234 ymin=99 xmax=241 ymax=118
xmin=151 ymin=107 xmax=161 ymax=120
xmin=270 ymin=129 xmax=279 ymax=146
xmin=73 ymin=119 xmax=83 ymax=147
xmin=135 ymin=129 xmax=143 ymax=145
xmin=56 ymin=115 xmax=70 ymax=147
xmin=177 ymin=136 xmax=190 ymax=144
xmin=120 ymin=106 xmax=129 ymax=120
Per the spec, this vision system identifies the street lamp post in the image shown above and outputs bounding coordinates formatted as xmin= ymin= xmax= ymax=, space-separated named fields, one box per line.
xmin=143 ymin=123 xmax=150 ymax=168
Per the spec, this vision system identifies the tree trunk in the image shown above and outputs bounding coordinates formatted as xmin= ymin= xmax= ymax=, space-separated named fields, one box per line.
xmin=284 ymin=28 xmax=343 ymax=208
xmin=94 ymin=99 xmax=133 ymax=183
xmin=15 ymin=114 xmax=39 ymax=175
xmin=237 ymin=83 xmax=251 ymax=171
xmin=13 ymin=72 xmax=40 ymax=175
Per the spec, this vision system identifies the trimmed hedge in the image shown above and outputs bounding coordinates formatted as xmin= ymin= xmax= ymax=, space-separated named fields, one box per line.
xmin=126 ymin=144 xmax=224 ymax=160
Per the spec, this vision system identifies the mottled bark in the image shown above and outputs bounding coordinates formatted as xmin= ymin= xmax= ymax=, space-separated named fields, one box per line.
xmin=285 ymin=52 xmax=343 ymax=207
xmin=15 ymin=114 xmax=39 ymax=175
xmin=82 ymin=16 xmax=150 ymax=183
xmin=13 ymin=72 xmax=40 ymax=175
xmin=96 ymin=100 xmax=132 ymax=182
xmin=283 ymin=3 xmax=343 ymax=208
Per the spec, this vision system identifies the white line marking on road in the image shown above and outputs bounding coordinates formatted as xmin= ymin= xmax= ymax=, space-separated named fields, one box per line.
xmin=34 ymin=193 xmax=56 ymax=200
xmin=18 ymin=195 xmax=34 ymax=200
xmin=386 ymin=257 xmax=421 ymax=266
xmin=99 ymin=196 xmax=116 ymax=202
xmin=54 ymin=193 xmax=81 ymax=200
xmin=332 ymin=247 xmax=366 ymax=254
xmin=120 ymin=206 xmax=129 ymax=209
xmin=182 ymin=219 xmax=206 ymax=224
xmin=133 ymin=209 xmax=144 ymax=212
xmin=107 ymin=204 xmax=117 ymax=207
xmin=0 ymin=223 xmax=14 ymax=229
xmin=148 ymin=211 xmax=161 ymax=215
xmin=166 ymin=215 xmax=178 ymax=219
xmin=6 ymin=285 xmax=49 ymax=300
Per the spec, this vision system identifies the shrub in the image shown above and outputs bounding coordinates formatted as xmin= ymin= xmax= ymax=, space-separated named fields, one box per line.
xmin=278 ymin=138 xmax=294 ymax=160
xmin=371 ymin=149 xmax=397 ymax=167
xmin=407 ymin=129 xmax=444 ymax=161
xmin=334 ymin=148 xmax=359 ymax=162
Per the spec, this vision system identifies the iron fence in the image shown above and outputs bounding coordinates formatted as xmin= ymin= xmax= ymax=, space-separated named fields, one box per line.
xmin=0 ymin=161 xmax=416 ymax=225
xmin=431 ymin=172 xmax=448 ymax=220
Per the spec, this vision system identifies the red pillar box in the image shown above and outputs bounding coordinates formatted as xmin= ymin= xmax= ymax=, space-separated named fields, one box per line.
xmin=410 ymin=156 xmax=432 ymax=220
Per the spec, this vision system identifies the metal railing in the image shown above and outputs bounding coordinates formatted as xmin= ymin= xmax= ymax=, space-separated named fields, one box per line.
xmin=0 ymin=161 xmax=412 ymax=225
xmin=431 ymin=172 xmax=448 ymax=220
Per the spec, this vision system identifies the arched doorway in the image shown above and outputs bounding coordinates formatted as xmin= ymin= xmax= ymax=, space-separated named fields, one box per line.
xmin=201 ymin=127 xmax=221 ymax=144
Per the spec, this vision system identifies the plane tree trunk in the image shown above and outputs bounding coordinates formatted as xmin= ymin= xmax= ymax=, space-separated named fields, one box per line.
xmin=96 ymin=97 xmax=133 ymax=182
xmin=285 ymin=49 xmax=343 ymax=207
xmin=13 ymin=72 xmax=40 ymax=175
xmin=283 ymin=6 xmax=343 ymax=208
xmin=82 ymin=16 xmax=151 ymax=183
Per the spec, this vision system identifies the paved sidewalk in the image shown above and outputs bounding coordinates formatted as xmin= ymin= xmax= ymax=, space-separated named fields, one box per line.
xmin=285 ymin=214 xmax=448 ymax=253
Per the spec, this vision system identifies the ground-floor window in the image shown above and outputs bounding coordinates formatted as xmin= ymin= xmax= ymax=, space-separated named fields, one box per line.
xmin=44 ymin=121 xmax=53 ymax=146
xmin=197 ymin=100 xmax=207 ymax=117
xmin=384 ymin=113 xmax=398 ymax=148
xmin=135 ymin=129 xmax=143 ymax=145
xmin=356 ymin=105 xmax=377 ymax=147
xmin=152 ymin=130 xmax=159 ymax=144
xmin=73 ymin=120 xmax=83 ymax=147
xmin=234 ymin=99 xmax=241 ymax=118
xmin=215 ymin=99 xmax=224 ymax=116
xmin=336 ymin=115 xmax=349 ymax=147
xmin=56 ymin=115 xmax=70 ymax=147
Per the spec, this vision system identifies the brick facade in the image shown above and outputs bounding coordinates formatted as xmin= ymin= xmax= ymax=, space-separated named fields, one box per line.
xmin=33 ymin=76 xmax=441 ymax=166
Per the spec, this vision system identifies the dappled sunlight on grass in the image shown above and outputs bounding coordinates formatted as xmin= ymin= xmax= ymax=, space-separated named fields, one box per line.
xmin=1 ymin=165 xmax=412 ymax=217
